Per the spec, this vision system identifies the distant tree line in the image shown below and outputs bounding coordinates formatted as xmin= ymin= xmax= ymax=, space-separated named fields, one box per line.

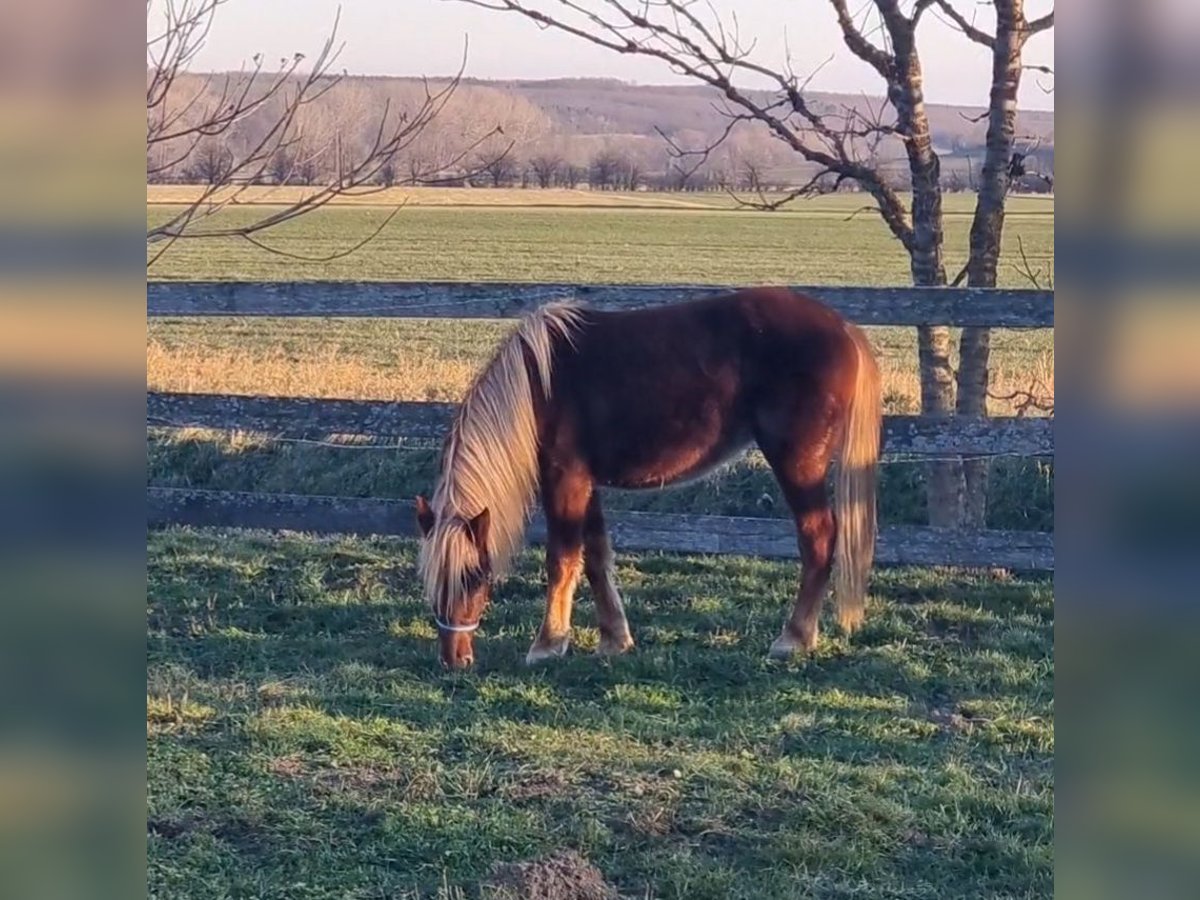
xmin=149 ymin=72 xmax=1050 ymax=196
xmin=155 ymin=134 xmax=1050 ymax=195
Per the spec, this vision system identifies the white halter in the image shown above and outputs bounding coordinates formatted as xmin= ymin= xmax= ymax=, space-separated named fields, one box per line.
xmin=434 ymin=618 xmax=480 ymax=633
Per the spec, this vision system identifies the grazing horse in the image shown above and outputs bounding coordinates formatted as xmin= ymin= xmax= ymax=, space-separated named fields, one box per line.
xmin=416 ymin=287 xmax=881 ymax=669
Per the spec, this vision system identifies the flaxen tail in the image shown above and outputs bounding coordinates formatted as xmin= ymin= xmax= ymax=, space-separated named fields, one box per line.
xmin=833 ymin=322 xmax=882 ymax=633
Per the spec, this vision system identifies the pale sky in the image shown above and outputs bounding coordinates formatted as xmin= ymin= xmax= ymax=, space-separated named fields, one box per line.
xmin=178 ymin=0 xmax=1055 ymax=110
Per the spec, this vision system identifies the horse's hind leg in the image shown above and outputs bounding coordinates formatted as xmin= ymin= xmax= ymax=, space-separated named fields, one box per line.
xmin=527 ymin=463 xmax=591 ymax=664
xmin=757 ymin=420 xmax=840 ymax=658
xmin=583 ymin=493 xmax=634 ymax=656
xmin=770 ymin=481 xmax=836 ymax=658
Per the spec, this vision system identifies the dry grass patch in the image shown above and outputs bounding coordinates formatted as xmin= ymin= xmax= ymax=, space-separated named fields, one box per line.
xmin=147 ymin=340 xmax=476 ymax=402
xmin=148 ymin=340 xmax=1053 ymax=416
xmin=146 ymin=184 xmax=724 ymax=210
xmin=878 ymin=352 xmax=1054 ymax=416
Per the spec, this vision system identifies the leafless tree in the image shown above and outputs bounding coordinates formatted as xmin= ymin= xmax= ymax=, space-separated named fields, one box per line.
xmin=737 ymin=161 xmax=758 ymax=193
xmin=376 ymin=161 xmax=398 ymax=187
xmin=475 ymin=150 xmax=519 ymax=187
xmin=185 ymin=138 xmax=233 ymax=184
xmin=944 ymin=168 xmax=969 ymax=192
xmin=529 ymin=152 xmax=564 ymax=188
xmin=589 ymin=150 xmax=624 ymax=190
xmin=406 ymin=149 xmax=440 ymax=184
xmin=630 ymin=161 xmax=645 ymax=191
xmin=938 ymin=0 xmax=1054 ymax=525
xmin=706 ymin=162 xmax=731 ymax=191
xmin=294 ymin=150 xmax=321 ymax=187
xmin=146 ymin=0 xmax=506 ymax=265
xmin=266 ymin=148 xmax=293 ymax=185
xmin=738 ymin=158 xmax=767 ymax=193
xmin=451 ymin=0 xmax=1053 ymax=528
xmin=562 ymin=163 xmax=585 ymax=188
xmin=668 ymin=160 xmax=699 ymax=192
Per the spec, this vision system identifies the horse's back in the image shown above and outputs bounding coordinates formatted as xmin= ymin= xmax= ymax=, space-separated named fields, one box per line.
xmin=541 ymin=288 xmax=860 ymax=488
xmin=725 ymin=287 xmax=859 ymax=381
xmin=582 ymin=286 xmax=848 ymax=340
xmin=573 ymin=287 xmax=856 ymax=385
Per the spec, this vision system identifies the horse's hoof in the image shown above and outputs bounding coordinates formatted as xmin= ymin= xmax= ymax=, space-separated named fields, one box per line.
xmin=768 ymin=631 xmax=811 ymax=660
xmin=767 ymin=635 xmax=797 ymax=660
xmin=597 ymin=632 xmax=634 ymax=656
xmin=525 ymin=636 xmax=570 ymax=665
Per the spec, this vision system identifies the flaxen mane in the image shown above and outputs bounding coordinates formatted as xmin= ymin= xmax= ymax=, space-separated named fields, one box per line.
xmin=419 ymin=301 xmax=584 ymax=617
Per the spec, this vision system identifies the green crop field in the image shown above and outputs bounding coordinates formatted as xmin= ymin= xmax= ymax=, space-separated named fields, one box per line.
xmin=147 ymin=191 xmax=1053 ymax=285
xmin=147 ymin=190 xmax=1054 ymax=898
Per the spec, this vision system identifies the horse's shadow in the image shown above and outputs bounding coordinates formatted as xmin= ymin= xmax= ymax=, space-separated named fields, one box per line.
xmin=149 ymin=538 xmax=1050 ymax=771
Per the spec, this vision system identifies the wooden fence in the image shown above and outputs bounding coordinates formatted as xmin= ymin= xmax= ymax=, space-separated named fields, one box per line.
xmin=147 ymin=281 xmax=1055 ymax=570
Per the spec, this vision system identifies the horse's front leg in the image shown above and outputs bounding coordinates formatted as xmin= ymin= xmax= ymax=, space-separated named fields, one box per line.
xmin=526 ymin=464 xmax=591 ymax=664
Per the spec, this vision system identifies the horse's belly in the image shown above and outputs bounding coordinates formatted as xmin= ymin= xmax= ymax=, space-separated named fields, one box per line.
xmin=597 ymin=433 xmax=754 ymax=490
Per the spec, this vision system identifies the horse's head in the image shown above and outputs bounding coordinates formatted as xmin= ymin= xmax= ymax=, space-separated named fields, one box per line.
xmin=416 ymin=495 xmax=492 ymax=670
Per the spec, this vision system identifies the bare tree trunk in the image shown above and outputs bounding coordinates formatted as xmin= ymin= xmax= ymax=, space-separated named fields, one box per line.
xmin=888 ymin=12 xmax=961 ymax=527
xmin=956 ymin=0 xmax=1030 ymax=527
xmin=920 ymin=326 xmax=961 ymax=526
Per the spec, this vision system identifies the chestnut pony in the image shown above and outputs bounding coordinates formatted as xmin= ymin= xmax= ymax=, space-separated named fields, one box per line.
xmin=416 ymin=287 xmax=881 ymax=669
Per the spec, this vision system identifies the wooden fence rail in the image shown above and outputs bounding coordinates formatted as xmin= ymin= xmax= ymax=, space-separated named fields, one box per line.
xmin=147 ymin=281 xmax=1054 ymax=327
xmin=147 ymin=391 xmax=1054 ymax=458
xmin=148 ymin=487 xmax=1054 ymax=571
xmin=147 ymin=280 xmax=1055 ymax=570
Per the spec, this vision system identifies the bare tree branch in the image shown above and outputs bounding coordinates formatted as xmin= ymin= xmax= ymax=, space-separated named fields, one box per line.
xmin=146 ymin=2 xmax=508 ymax=264
xmin=655 ymin=109 xmax=755 ymax=185
xmin=456 ymin=0 xmax=918 ymax=248
xmin=844 ymin=204 xmax=880 ymax=222
xmin=237 ymin=201 xmax=407 ymax=262
xmin=1010 ymin=233 xmax=1053 ymax=291
xmin=829 ymin=0 xmax=894 ymax=78
xmin=732 ymin=166 xmax=846 ymax=212
xmin=1027 ymin=10 xmax=1054 ymax=34
xmin=912 ymin=0 xmax=940 ymax=25
xmin=933 ymin=0 xmax=996 ymax=47
xmin=988 ymin=382 xmax=1054 ymax=417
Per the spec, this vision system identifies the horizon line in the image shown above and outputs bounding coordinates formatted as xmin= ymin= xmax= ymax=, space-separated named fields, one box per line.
xmin=169 ymin=69 xmax=1056 ymax=113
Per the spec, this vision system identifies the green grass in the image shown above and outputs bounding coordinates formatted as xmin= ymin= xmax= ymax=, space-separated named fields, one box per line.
xmin=147 ymin=193 xmax=1053 ymax=285
xmin=148 ymin=527 xmax=1053 ymax=899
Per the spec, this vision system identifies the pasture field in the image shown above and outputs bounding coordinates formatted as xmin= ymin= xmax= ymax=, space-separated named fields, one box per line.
xmin=148 ymin=528 xmax=1053 ymax=899
xmin=148 ymin=189 xmax=1054 ymax=896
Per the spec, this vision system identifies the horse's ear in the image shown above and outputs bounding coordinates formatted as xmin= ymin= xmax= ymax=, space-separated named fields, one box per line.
xmin=466 ymin=508 xmax=490 ymax=555
xmin=415 ymin=495 xmax=435 ymax=537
